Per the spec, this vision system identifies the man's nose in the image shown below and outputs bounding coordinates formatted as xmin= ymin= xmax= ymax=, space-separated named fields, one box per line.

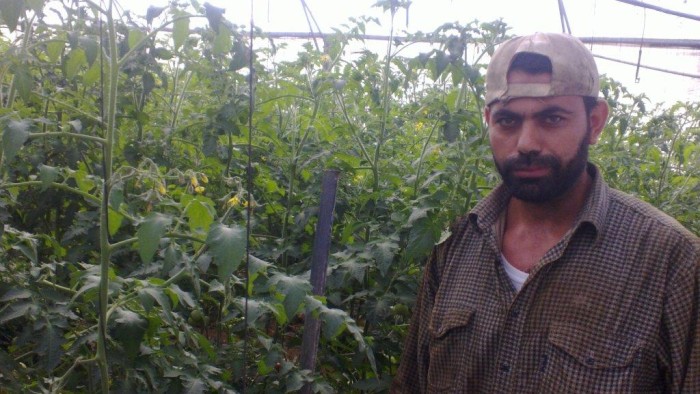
xmin=516 ymin=120 xmax=542 ymax=155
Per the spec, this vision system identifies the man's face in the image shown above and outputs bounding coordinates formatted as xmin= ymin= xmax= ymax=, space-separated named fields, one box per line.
xmin=484 ymin=71 xmax=601 ymax=203
xmin=491 ymin=110 xmax=590 ymax=203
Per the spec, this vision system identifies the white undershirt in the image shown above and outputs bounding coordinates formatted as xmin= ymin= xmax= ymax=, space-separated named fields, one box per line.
xmin=501 ymin=254 xmax=529 ymax=292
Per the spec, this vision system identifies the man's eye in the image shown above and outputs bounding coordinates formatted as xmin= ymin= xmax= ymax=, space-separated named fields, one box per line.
xmin=496 ymin=117 xmax=517 ymax=127
xmin=542 ymin=115 xmax=563 ymax=124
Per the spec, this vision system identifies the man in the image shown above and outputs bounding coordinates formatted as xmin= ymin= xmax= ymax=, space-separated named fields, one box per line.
xmin=392 ymin=32 xmax=699 ymax=392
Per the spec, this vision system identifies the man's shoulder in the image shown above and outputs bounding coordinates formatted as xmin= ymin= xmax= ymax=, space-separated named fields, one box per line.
xmin=606 ymin=187 xmax=699 ymax=249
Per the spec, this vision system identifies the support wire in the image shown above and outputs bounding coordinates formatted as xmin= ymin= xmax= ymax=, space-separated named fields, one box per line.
xmin=635 ymin=6 xmax=647 ymax=83
xmin=243 ymin=1 xmax=255 ymax=392
xmin=558 ymin=0 xmax=572 ymax=34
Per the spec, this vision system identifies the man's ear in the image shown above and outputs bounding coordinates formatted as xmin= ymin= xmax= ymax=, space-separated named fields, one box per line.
xmin=484 ymin=106 xmax=492 ymax=126
xmin=588 ymin=99 xmax=609 ymax=145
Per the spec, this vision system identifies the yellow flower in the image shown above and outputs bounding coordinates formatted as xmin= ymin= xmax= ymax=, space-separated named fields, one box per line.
xmin=157 ymin=182 xmax=167 ymax=195
xmin=320 ymin=54 xmax=331 ymax=63
xmin=227 ymin=196 xmax=241 ymax=207
xmin=200 ymin=174 xmax=209 ymax=184
xmin=190 ymin=176 xmax=199 ymax=187
xmin=194 ymin=186 xmax=205 ymax=194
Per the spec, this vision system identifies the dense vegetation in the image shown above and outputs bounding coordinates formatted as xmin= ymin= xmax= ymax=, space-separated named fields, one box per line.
xmin=0 ymin=0 xmax=697 ymax=392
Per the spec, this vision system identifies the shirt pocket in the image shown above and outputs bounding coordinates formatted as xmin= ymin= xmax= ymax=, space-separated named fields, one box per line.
xmin=427 ymin=308 xmax=475 ymax=392
xmin=539 ymin=322 xmax=640 ymax=393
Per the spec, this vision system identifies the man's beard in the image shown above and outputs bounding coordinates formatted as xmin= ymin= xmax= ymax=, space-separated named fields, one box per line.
xmin=494 ymin=131 xmax=590 ymax=203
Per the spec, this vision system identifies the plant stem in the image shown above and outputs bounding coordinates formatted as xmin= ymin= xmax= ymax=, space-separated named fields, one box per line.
xmin=281 ymin=97 xmax=320 ymax=270
xmin=334 ymin=92 xmax=373 ymax=166
xmin=0 ymin=181 xmax=100 ymax=204
xmin=95 ymin=1 xmax=120 ymax=391
xmin=38 ymin=279 xmax=76 ymax=295
xmin=34 ymin=92 xmax=105 ymax=125
xmin=28 ymin=131 xmax=107 ymax=145
xmin=371 ymin=8 xmax=396 ymax=194
xmin=412 ymin=119 xmax=441 ymax=198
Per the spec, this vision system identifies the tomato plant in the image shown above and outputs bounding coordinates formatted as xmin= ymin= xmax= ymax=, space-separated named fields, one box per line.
xmin=0 ymin=0 xmax=696 ymax=392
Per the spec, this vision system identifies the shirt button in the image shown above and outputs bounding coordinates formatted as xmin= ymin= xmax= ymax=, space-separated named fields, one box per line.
xmin=510 ymin=309 xmax=520 ymax=318
xmin=500 ymin=362 xmax=511 ymax=373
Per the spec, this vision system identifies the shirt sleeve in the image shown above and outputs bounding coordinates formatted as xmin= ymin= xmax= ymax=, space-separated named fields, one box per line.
xmin=661 ymin=237 xmax=700 ymax=392
xmin=391 ymin=240 xmax=449 ymax=393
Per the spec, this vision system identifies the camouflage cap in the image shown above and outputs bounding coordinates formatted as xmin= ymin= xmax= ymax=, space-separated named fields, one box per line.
xmin=485 ymin=32 xmax=599 ymax=105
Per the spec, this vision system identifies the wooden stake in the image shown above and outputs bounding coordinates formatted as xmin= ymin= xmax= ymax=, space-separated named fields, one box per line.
xmin=300 ymin=170 xmax=340 ymax=393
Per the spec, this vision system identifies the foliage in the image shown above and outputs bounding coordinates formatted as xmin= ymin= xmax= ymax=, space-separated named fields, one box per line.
xmin=0 ymin=0 xmax=697 ymax=393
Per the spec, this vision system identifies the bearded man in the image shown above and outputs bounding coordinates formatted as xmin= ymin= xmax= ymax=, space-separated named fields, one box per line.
xmin=391 ymin=32 xmax=700 ymax=393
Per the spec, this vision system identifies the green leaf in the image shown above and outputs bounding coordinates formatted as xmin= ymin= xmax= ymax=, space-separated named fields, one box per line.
xmin=138 ymin=286 xmax=172 ymax=312
xmin=111 ymin=308 xmax=147 ymax=360
xmin=11 ymin=65 xmax=33 ymax=101
xmin=136 ymin=213 xmax=172 ymax=264
xmin=194 ymin=332 xmax=216 ymax=360
xmin=46 ymin=39 xmax=65 ymax=63
xmin=26 ymin=0 xmax=44 ymax=14
xmin=206 ymin=223 xmax=245 ymax=283
xmin=0 ymin=301 xmax=38 ymax=324
xmin=153 ymin=47 xmax=173 ymax=60
xmin=78 ymin=36 xmax=99 ymax=65
xmin=64 ymin=48 xmax=87 ymax=79
xmin=128 ymin=28 xmax=146 ymax=50
xmin=321 ymin=307 xmax=347 ymax=340
xmin=338 ymin=311 xmax=378 ymax=375
xmin=373 ymin=240 xmax=398 ymax=276
xmin=212 ymin=25 xmax=232 ymax=54
xmin=83 ymin=61 xmax=101 ymax=86
xmin=72 ymin=167 xmax=95 ymax=192
xmin=38 ymin=319 xmax=64 ymax=372
xmin=184 ymin=378 xmax=206 ymax=394
xmin=67 ymin=119 xmax=82 ymax=132
xmin=407 ymin=206 xmax=430 ymax=225
xmin=3 ymin=119 xmax=30 ymax=163
xmin=164 ymin=243 xmax=185 ymax=274
xmin=204 ymin=2 xmax=226 ymax=33
xmin=434 ymin=50 xmax=449 ymax=79
xmin=270 ymin=274 xmax=311 ymax=318
xmin=285 ymin=371 xmax=307 ymax=392
xmin=168 ymin=284 xmax=195 ymax=308
xmin=0 ymin=288 xmax=32 ymax=302
xmin=142 ymin=72 xmax=156 ymax=96
xmin=173 ymin=16 xmax=190 ymax=51
xmin=248 ymin=255 xmax=271 ymax=295
xmin=72 ymin=275 xmax=100 ymax=303
xmin=229 ymin=40 xmax=247 ymax=71
xmin=202 ymin=131 xmax=219 ymax=156
xmin=264 ymin=300 xmax=288 ymax=325
xmin=338 ymin=259 xmax=369 ymax=283
xmin=405 ymin=217 xmax=441 ymax=263
xmin=109 ymin=184 xmax=124 ymax=210
xmin=107 ymin=208 xmax=123 ymax=236
xmin=38 ymin=164 xmax=58 ymax=191
xmin=183 ymin=195 xmax=215 ymax=235
xmin=0 ymin=0 xmax=24 ymax=32
xmin=12 ymin=240 xmax=37 ymax=264
xmin=146 ymin=5 xmax=167 ymax=25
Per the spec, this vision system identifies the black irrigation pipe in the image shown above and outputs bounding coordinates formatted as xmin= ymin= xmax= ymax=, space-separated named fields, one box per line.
xmin=261 ymin=31 xmax=700 ymax=50
xmin=614 ymin=0 xmax=700 ymax=22
xmin=593 ymin=53 xmax=700 ymax=80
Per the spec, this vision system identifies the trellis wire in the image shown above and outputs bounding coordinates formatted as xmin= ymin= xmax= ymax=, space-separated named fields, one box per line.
xmin=243 ymin=0 xmax=254 ymax=391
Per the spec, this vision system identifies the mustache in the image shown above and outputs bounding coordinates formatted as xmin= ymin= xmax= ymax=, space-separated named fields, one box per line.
xmin=501 ymin=153 xmax=560 ymax=172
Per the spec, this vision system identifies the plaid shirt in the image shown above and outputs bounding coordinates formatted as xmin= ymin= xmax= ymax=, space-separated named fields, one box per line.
xmin=392 ymin=164 xmax=700 ymax=393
